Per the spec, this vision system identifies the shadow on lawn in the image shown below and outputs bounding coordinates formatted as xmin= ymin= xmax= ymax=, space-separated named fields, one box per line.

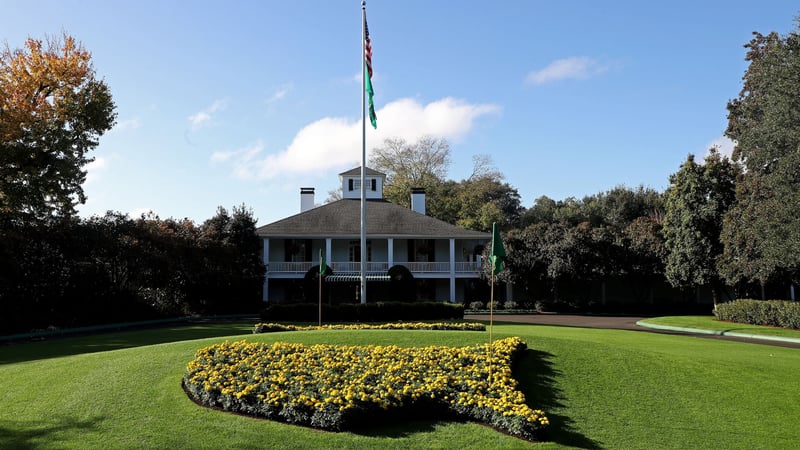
xmin=0 ymin=323 xmax=254 ymax=364
xmin=516 ymin=349 xmax=602 ymax=449
xmin=0 ymin=416 xmax=104 ymax=449
xmin=350 ymin=418 xmax=441 ymax=438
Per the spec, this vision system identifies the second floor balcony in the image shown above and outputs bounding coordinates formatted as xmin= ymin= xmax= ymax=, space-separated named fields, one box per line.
xmin=266 ymin=260 xmax=483 ymax=276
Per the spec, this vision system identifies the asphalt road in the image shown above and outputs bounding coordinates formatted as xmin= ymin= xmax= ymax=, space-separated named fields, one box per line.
xmin=468 ymin=313 xmax=800 ymax=349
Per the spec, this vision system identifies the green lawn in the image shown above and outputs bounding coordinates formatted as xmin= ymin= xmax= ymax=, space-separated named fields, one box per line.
xmin=1 ymin=321 xmax=799 ymax=449
xmin=639 ymin=315 xmax=800 ymax=339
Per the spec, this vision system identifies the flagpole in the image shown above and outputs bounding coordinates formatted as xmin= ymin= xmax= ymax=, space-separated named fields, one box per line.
xmin=319 ymin=249 xmax=324 ymax=327
xmin=359 ymin=0 xmax=367 ymax=304
xmin=489 ymin=267 xmax=494 ymax=383
xmin=488 ymin=222 xmax=504 ymax=385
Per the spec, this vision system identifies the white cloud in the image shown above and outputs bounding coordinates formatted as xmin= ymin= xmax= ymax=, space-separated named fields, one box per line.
xmin=526 ymin=56 xmax=609 ymax=85
xmin=110 ymin=117 xmax=142 ymax=133
xmin=84 ymin=156 xmax=109 ymax=185
xmin=266 ymin=84 xmax=292 ymax=104
xmin=211 ymin=142 xmax=267 ymax=179
xmin=211 ymin=97 xmax=500 ymax=180
xmin=705 ymin=136 xmax=736 ymax=160
xmin=188 ymin=99 xmax=228 ymax=130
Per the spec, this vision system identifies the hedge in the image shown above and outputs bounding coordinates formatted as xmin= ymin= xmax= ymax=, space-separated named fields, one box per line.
xmin=260 ymin=302 xmax=464 ymax=322
xmin=714 ymin=299 xmax=800 ymax=330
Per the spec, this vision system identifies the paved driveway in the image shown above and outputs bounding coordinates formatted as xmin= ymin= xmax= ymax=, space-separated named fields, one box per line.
xmin=468 ymin=313 xmax=800 ymax=349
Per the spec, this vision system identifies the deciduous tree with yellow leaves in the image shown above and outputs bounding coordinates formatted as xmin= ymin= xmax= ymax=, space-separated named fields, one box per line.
xmin=0 ymin=33 xmax=116 ymax=221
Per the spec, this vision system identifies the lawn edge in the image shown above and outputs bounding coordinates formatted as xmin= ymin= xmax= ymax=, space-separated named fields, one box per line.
xmin=636 ymin=320 xmax=800 ymax=345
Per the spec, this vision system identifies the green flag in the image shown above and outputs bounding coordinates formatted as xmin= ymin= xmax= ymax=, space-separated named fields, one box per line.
xmin=365 ymin=66 xmax=377 ymax=128
xmin=491 ymin=222 xmax=506 ymax=275
xmin=320 ymin=249 xmax=326 ymax=275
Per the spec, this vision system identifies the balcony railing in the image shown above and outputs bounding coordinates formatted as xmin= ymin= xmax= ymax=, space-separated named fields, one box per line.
xmin=266 ymin=261 xmax=482 ymax=275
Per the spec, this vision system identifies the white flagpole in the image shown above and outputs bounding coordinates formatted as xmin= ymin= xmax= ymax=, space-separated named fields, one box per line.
xmin=360 ymin=0 xmax=367 ymax=304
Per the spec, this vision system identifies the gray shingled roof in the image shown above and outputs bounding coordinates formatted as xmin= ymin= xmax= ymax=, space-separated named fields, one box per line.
xmin=256 ymin=198 xmax=489 ymax=239
xmin=339 ymin=167 xmax=385 ymax=177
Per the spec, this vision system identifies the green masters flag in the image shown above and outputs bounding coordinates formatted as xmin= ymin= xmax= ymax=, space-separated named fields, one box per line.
xmin=320 ymin=249 xmax=326 ymax=275
xmin=365 ymin=66 xmax=377 ymax=128
xmin=491 ymin=222 xmax=506 ymax=275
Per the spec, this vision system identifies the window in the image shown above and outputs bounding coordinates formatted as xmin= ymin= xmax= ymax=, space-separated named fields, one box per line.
xmin=348 ymin=178 xmax=375 ymax=192
xmin=411 ymin=239 xmax=434 ymax=262
xmin=285 ymin=239 xmax=311 ymax=262
xmin=349 ymin=240 xmax=372 ymax=262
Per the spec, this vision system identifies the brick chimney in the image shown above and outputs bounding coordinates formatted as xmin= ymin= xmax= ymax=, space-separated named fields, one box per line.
xmin=300 ymin=187 xmax=315 ymax=212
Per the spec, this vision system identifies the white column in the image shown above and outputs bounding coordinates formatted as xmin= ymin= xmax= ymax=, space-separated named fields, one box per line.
xmin=262 ymin=238 xmax=270 ymax=302
xmin=449 ymin=238 xmax=455 ymax=303
xmin=325 ymin=238 xmax=332 ymax=268
xmin=387 ymin=238 xmax=394 ymax=267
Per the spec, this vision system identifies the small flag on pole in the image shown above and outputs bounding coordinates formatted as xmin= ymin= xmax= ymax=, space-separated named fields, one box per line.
xmin=364 ymin=11 xmax=377 ymax=129
xmin=491 ymin=222 xmax=506 ymax=275
xmin=320 ymin=249 xmax=326 ymax=275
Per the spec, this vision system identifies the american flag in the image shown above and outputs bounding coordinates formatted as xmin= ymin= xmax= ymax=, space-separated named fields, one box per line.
xmin=364 ymin=16 xmax=373 ymax=79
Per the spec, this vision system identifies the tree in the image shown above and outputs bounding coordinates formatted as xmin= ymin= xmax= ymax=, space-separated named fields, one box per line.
xmin=662 ymin=150 xmax=740 ymax=307
xmin=621 ymin=216 xmax=666 ymax=302
xmin=454 ymin=176 xmax=522 ymax=231
xmin=198 ymin=205 xmax=265 ymax=313
xmin=0 ymin=33 xmax=116 ymax=221
xmin=724 ymin=23 xmax=800 ymax=284
xmin=369 ymin=135 xmax=451 ymax=209
xmin=520 ymin=196 xmax=558 ymax=226
xmin=718 ymin=172 xmax=780 ymax=295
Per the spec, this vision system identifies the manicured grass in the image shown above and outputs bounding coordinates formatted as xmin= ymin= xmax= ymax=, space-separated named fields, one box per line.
xmin=640 ymin=315 xmax=800 ymax=339
xmin=2 ymin=323 xmax=799 ymax=449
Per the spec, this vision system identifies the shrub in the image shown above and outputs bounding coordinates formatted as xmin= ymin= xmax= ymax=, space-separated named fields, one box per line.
xmin=468 ymin=301 xmax=484 ymax=311
xmin=503 ymin=300 xmax=518 ymax=310
xmin=714 ymin=299 xmax=800 ymax=329
xmin=260 ymin=302 xmax=463 ymax=322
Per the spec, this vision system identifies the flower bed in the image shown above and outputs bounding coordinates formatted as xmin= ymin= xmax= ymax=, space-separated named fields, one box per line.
xmin=253 ymin=321 xmax=486 ymax=334
xmin=183 ymin=337 xmax=548 ymax=441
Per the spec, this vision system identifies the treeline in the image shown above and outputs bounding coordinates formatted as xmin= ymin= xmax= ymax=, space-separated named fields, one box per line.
xmin=491 ymin=144 xmax=798 ymax=312
xmin=0 ymin=206 xmax=265 ymax=335
xmin=491 ymin=185 xmax=674 ymax=312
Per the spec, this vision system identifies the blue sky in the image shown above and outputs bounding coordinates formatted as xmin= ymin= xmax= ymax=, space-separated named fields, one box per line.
xmin=4 ymin=1 xmax=799 ymax=225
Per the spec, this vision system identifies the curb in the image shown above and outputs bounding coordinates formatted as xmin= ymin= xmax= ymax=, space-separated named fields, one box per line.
xmin=635 ymin=320 xmax=800 ymax=345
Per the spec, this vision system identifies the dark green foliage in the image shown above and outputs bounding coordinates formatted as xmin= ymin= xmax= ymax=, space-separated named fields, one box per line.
xmin=662 ymin=151 xmax=740 ymax=305
xmin=520 ymin=185 xmax=663 ymax=229
xmin=259 ymin=302 xmax=464 ymax=322
xmin=714 ymin=299 xmax=800 ymax=329
xmin=723 ymin=23 xmax=800 ymax=286
xmin=0 ymin=207 xmax=265 ymax=334
xmin=387 ymin=264 xmax=416 ymax=302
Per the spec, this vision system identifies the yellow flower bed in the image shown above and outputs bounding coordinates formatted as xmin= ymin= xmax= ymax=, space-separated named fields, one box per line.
xmin=183 ymin=337 xmax=548 ymax=441
xmin=253 ymin=322 xmax=486 ymax=333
